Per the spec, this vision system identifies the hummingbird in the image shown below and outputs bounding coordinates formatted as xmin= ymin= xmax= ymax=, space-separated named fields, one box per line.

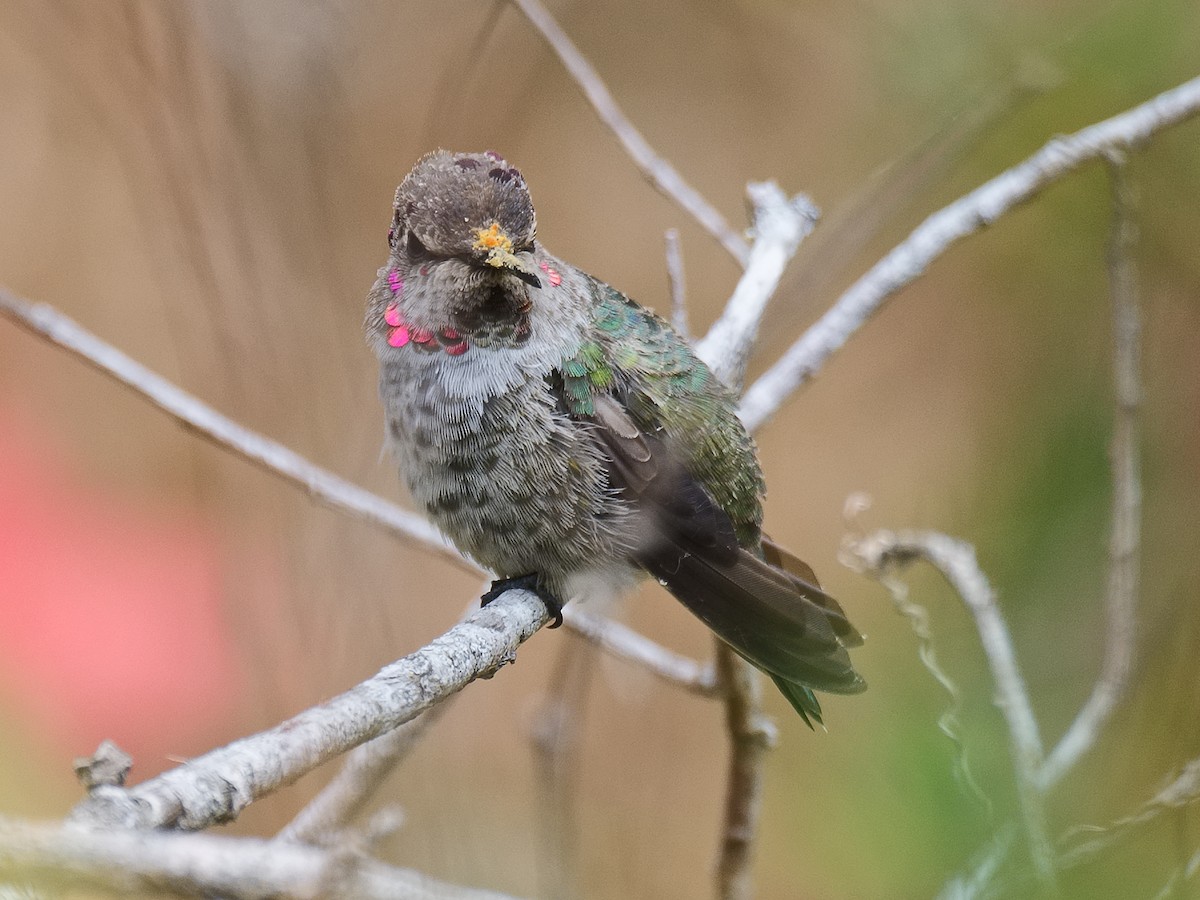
xmin=365 ymin=150 xmax=865 ymax=725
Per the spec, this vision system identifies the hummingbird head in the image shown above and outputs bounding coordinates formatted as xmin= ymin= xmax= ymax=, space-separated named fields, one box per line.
xmin=379 ymin=150 xmax=546 ymax=344
xmin=390 ymin=150 xmax=541 ymax=286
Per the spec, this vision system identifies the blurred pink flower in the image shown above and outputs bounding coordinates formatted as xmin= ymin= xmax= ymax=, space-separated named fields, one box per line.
xmin=0 ymin=402 xmax=243 ymax=765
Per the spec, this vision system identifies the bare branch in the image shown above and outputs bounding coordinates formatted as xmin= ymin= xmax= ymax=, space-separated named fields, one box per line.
xmin=1057 ymin=757 xmax=1200 ymax=869
xmin=70 ymin=590 xmax=550 ymax=832
xmin=1039 ymin=156 xmax=1142 ymax=790
xmin=664 ymin=228 xmax=690 ymax=339
xmin=739 ymin=73 xmax=1200 ymax=432
xmin=510 ymin=0 xmax=751 ymax=265
xmin=529 ymin=633 xmax=595 ymax=900
xmin=935 ymin=826 xmax=1017 ymax=900
xmin=847 ymin=530 xmax=1056 ymax=890
xmin=695 ymin=182 xmax=819 ymax=388
xmin=840 ymin=501 xmax=991 ymax=815
xmin=949 ymin=758 xmax=1200 ymax=898
xmin=279 ymin=594 xmax=501 ymax=846
xmin=278 ymin=704 xmax=452 ymax=846
xmin=682 ymin=183 xmax=817 ymax=898
xmin=713 ymin=643 xmax=776 ymax=900
xmin=0 ymin=285 xmax=467 ymax=572
xmin=1150 ymin=848 xmax=1200 ymax=900
xmin=0 ymin=815 xmax=522 ymax=900
xmin=561 ymin=607 xmax=717 ymax=695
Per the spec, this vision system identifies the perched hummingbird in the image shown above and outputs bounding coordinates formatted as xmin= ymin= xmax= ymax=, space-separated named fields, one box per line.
xmin=365 ymin=150 xmax=865 ymax=725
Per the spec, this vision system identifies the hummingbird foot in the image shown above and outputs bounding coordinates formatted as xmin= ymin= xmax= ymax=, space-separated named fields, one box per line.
xmin=480 ymin=573 xmax=564 ymax=628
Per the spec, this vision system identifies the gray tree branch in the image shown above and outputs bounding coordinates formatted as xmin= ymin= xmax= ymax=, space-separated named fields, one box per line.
xmin=509 ymin=0 xmax=751 ymax=265
xmin=0 ymin=815 xmax=521 ymax=900
xmin=845 ymin=530 xmax=1056 ymax=890
xmin=1038 ymin=156 xmax=1141 ymax=790
xmin=69 ymin=590 xmax=550 ymax=832
xmin=695 ymin=182 xmax=819 ymax=389
xmin=0 ymin=287 xmax=463 ymax=571
xmin=276 ymin=705 xmax=452 ymax=847
xmin=739 ymin=73 xmax=1200 ymax=432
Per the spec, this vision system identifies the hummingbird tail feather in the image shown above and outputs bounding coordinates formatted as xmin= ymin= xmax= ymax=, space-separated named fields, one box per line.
xmin=642 ymin=542 xmax=867 ymax=706
xmin=769 ymin=674 xmax=824 ymax=729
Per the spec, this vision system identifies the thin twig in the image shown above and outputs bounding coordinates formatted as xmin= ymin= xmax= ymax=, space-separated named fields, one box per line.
xmin=713 ymin=643 xmax=777 ymax=900
xmin=530 ymin=632 xmax=595 ymax=900
xmin=510 ymin=0 xmax=750 ymax=266
xmin=848 ymin=530 xmax=1056 ymax=891
xmin=1039 ymin=155 xmax=1142 ymax=790
xmin=69 ymin=590 xmax=550 ymax=832
xmin=561 ymin=607 xmax=718 ymax=695
xmin=277 ymin=703 xmax=452 ymax=846
xmin=739 ymin=73 xmax=1200 ymax=432
xmin=0 ymin=815 xmax=522 ymax=900
xmin=1150 ymin=848 xmax=1200 ymax=900
xmin=695 ymin=182 xmax=819 ymax=388
xmin=684 ymin=183 xmax=815 ymax=898
xmin=1057 ymin=757 xmax=1200 ymax=870
xmin=840 ymin=504 xmax=991 ymax=816
xmin=955 ymin=758 xmax=1200 ymax=898
xmin=935 ymin=826 xmax=1017 ymax=900
xmin=664 ymin=227 xmax=690 ymax=339
xmin=0 ymin=285 xmax=466 ymax=571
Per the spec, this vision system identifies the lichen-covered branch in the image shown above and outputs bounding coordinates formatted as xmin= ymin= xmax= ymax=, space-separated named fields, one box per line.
xmin=70 ymin=590 xmax=550 ymax=832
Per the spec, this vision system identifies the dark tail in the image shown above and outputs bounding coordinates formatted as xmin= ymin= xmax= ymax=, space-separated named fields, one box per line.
xmin=643 ymin=536 xmax=866 ymax=727
xmin=585 ymin=395 xmax=864 ymax=725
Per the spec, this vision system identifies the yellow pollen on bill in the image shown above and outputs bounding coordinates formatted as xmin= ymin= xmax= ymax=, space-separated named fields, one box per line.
xmin=473 ymin=222 xmax=514 ymax=267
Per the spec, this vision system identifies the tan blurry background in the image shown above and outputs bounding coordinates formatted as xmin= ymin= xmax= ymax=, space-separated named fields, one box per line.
xmin=0 ymin=2 xmax=1198 ymax=898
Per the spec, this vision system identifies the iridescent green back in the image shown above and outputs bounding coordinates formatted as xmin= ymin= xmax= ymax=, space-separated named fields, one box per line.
xmin=559 ymin=277 xmax=766 ymax=547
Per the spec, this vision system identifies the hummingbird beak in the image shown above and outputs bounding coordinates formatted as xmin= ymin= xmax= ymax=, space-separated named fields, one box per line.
xmin=473 ymin=222 xmax=541 ymax=288
xmin=486 ymin=248 xmax=542 ymax=288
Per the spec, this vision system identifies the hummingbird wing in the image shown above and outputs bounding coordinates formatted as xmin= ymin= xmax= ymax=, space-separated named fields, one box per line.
xmin=553 ymin=279 xmax=864 ymax=723
xmin=592 ymin=393 xmax=865 ymax=704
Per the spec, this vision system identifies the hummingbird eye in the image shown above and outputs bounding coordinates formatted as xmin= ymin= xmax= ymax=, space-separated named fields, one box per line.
xmin=406 ymin=230 xmax=430 ymax=258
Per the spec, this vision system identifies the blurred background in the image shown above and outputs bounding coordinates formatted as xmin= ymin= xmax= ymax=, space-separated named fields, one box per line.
xmin=0 ymin=2 xmax=1198 ymax=897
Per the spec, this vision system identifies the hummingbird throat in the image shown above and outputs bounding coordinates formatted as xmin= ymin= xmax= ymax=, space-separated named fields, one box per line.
xmin=381 ymin=254 xmax=562 ymax=352
xmin=382 ymin=269 xmax=469 ymax=354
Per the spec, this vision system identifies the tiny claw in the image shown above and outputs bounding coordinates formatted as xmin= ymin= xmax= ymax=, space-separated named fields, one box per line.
xmin=480 ymin=573 xmax=564 ymax=628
